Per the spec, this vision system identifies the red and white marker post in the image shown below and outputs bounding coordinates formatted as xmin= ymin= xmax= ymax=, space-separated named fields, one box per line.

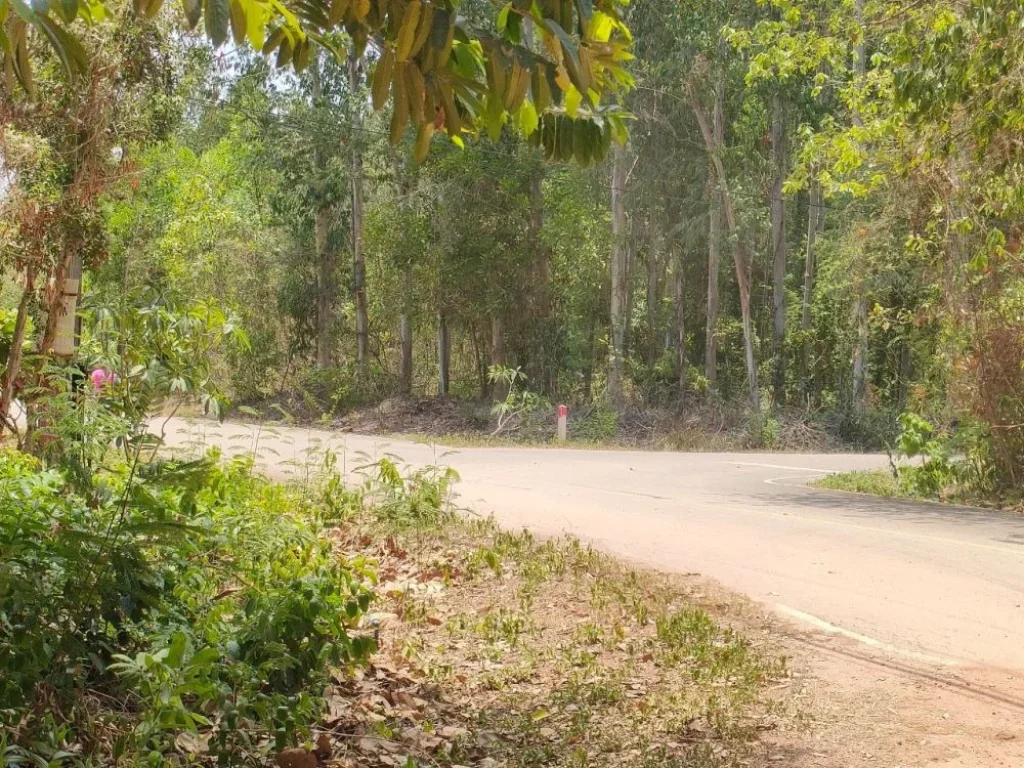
xmin=557 ymin=404 xmax=568 ymax=442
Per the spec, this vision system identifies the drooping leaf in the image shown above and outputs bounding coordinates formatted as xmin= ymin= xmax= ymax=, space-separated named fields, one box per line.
xmin=413 ymin=120 xmax=433 ymax=163
xmin=228 ymin=0 xmax=246 ymax=44
xmin=372 ymin=48 xmax=395 ymax=110
xmin=518 ymin=98 xmax=538 ymax=136
xmin=182 ymin=0 xmax=201 ymax=28
xmin=203 ymin=0 xmax=230 ymax=46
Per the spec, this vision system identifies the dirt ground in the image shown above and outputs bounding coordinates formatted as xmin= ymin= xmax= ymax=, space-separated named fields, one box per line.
xmin=237 ymin=395 xmax=866 ymax=453
xmin=773 ymin=633 xmax=1024 ymax=768
xmin=314 ymin=510 xmax=1024 ymax=768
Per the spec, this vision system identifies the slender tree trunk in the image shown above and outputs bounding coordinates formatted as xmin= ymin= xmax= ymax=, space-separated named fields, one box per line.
xmin=311 ymin=55 xmax=334 ymax=369
xmin=770 ymin=90 xmax=787 ymax=406
xmin=851 ymin=0 xmax=869 ymax=414
xmin=688 ymin=89 xmax=761 ymax=412
xmin=529 ymin=165 xmax=552 ymax=393
xmin=490 ymin=314 xmax=510 ymax=402
xmin=0 ymin=270 xmax=34 ymax=432
xmin=624 ymin=221 xmax=636 ymax=359
xmin=315 ymin=209 xmax=333 ymax=368
xmin=674 ymin=249 xmax=686 ymax=398
xmin=400 ymin=266 xmax=413 ymax=394
xmin=705 ymin=76 xmax=724 ymax=387
xmin=437 ymin=313 xmax=450 ymax=397
xmin=348 ymin=51 xmax=369 ymax=378
xmin=394 ymin=153 xmax=415 ymax=395
xmin=646 ymin=214 xmax=660 ymax=366
xmin=608 ymin=143 xmax=629 ymax=407
xmin=40 ymin=246 xmax=79 ymax=356
xmin=852 ymin=285 xmax=868 ymax=409
xmin=800 ymin=180 xmax=821 ymax=391
xmin=584 ymin=312 xmax=596 ymax=400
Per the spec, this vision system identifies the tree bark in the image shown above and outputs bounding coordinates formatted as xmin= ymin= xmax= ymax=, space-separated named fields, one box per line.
xmin=674 ymin=248 xmax=687 ymax=398
xmin=311 ymin=55 xmax=334 ymax=369
xmin=688 ymin=87 xmax=761 ymax=413
xmin=851 ymin=0 xmax=869 ymax=414
xmin=529 ymin=165 xmax=552 ymax=393
xmin=348 ymin=51 xmax=369 ymax=378
xmin=437 ymin=313 xmax=450 ymax=397
xmin=314 ymin=208 xmax=333 ymax=368
xmin=608 ymin=142 xmax=629 ymax=407
xmin=490 ymin=314 xmax=510 ymax=402
xmin=646 ymin=213 xmax=660 ymax=366
xmin=0 ymin=270 xmax=34 ymax=432
xmin=770 ymin=90 xmax=787 ymax=406
xmin=400 ymin=265 xmax=413 ymax=394
xmin=800 ymin=180 xmax=821 ymax=390
xmin=40 ymin=246 xmax=80 ymax=356
xmin=705 ymin=76 xmax=724 ymax=387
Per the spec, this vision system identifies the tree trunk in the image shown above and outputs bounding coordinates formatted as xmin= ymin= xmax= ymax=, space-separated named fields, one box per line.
xmin=0 ymin=270 xmax=34 ymax=432
xmin=705 ymin=76 xmax=724 ymax=387
xmin=800 ymin=180 xmax=821 ymax=390
xmin=608 ymin=142 xmax=629 ymax=407
xmin=851 ymin=0 xmax=869 ymax=415
xmin=529 ymin=165 xmax=552 ymax=393
xmin=646 ymin=214 xmax=660 ymax=366
xmin=315 ymin=208 xmax=333 ymax=368
xmin=688 ymin=88 xmax=761 ymax=412
xmin=624 ymin=220 xmax=636 ymax=359
xmin=770 ymin=90 xmax=787 ymax=406
xmin=40 ymin=246 xmax=80 ymax=357
xmin=437 ymin=313 xmax=450 ymax=397
xmin=348 ymin=51 xmax=369 ymax=378
xmin=311 ymin=55 xmax=334 ymax=369
xmin=490 ymin=314 xmax=510 ymax=402
xmin=674 ymin=248 xmax=686 ymax=398
xmin=400 ymin=265 xmax=413 ymax=394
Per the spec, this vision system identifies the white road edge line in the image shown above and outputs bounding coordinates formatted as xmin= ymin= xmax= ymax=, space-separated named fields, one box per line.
xmin=774 ymin=604 xmax=961 ymax=667
xmin=732 ymin=461 xmax=836 ymax=473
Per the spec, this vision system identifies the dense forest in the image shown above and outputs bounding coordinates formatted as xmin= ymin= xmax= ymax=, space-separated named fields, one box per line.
xmin=3 ymin=0 xmax=1024 ymax=762
xmin=4 ymin=0 xmax=1024 ymax=476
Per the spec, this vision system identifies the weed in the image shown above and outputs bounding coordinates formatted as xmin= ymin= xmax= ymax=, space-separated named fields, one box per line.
xmin=478 ymin=608 xmax=530 ymax=647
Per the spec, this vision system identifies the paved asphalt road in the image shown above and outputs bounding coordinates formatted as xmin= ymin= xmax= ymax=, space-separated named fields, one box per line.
xmin=158 ymin=416 xmax=1024 ymax=673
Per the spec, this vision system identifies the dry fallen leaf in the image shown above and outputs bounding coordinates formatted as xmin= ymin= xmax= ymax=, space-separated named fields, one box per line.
xmin=275 ymin=747 xmax=317 ymax=768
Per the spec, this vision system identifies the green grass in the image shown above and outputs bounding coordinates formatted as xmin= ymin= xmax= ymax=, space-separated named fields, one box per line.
xmin=814 ymin=469 xmax=908 ymax=498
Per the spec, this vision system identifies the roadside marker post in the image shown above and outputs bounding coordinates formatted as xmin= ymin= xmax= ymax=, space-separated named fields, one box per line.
xmin=557 ymin=404 xmax=568 ymax=442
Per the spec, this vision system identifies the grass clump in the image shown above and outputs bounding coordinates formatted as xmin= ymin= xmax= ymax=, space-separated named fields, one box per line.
xmin=815 ymin=468 xmax=907 ymax=498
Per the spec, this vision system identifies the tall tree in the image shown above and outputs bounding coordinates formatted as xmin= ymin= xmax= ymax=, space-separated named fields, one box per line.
xmin=770 ymin=90 xmax=787 ymax=404
xmin=349 ymin=51 xmax=369 ymax=378
xmin=608 ymin=142 xmax=629 ymax=406
xmin=705 ymin=74 xmax=724 ymax=387
xmin=688 ymin=69 xmax=761 ymax=412
xmin=850 ymin=0 xmax=869 ymax=414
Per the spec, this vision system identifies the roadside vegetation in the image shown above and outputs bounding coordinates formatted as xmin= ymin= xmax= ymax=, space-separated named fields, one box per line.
xmin=0 ymin=348 xmax=787 ymax=765
xmin=815 ymin=413 xmax=1022 ymax=510
xmin=5 ymin=0 xmax=1024 ymax=760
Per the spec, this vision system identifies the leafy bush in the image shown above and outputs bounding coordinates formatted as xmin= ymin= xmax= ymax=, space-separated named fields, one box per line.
xmin=0 ymin=447 xmax=376 ymax=763
xmin=572 ymin=406 xmax=618 ymax=442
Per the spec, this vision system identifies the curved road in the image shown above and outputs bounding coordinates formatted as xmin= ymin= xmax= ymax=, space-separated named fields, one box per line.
xmin=158 ymin=417 xmax=1024 ymax=673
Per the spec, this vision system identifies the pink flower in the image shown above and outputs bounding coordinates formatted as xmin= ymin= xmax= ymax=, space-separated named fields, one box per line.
xmin=90 ymin=368 xmax=114 ymax=392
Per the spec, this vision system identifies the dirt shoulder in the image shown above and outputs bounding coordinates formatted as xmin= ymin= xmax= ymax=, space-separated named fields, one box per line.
xmin=317 ymin=511 xmax=1024 ymax=768
xmin=230 ymin=396 xmax=877 ymax=453
xmin=311 ymin=512 xmax=1024 ymax=768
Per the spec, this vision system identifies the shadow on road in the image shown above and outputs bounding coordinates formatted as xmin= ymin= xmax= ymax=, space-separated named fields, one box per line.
xmin=767 ymin=484 xmax=1024 ymax=534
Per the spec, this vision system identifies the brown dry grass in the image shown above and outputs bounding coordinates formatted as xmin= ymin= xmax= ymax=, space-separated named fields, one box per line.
xmin=310 ymin=514 xmax=792 ymax=768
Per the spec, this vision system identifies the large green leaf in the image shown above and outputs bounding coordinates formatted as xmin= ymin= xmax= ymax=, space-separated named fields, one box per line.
xmin=203 ymin=0 xmax=229 ymax=45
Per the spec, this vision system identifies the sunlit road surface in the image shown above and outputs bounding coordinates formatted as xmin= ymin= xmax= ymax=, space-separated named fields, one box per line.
xmin=157 ymin=416 xmax=1024 ymax=673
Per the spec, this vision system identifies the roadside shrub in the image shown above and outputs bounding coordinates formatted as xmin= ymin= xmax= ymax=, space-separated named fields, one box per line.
xmin=572 ymin=405 xmax=618 ymax=442
xmin=0 ymin=448 xmax=376 ymax=763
